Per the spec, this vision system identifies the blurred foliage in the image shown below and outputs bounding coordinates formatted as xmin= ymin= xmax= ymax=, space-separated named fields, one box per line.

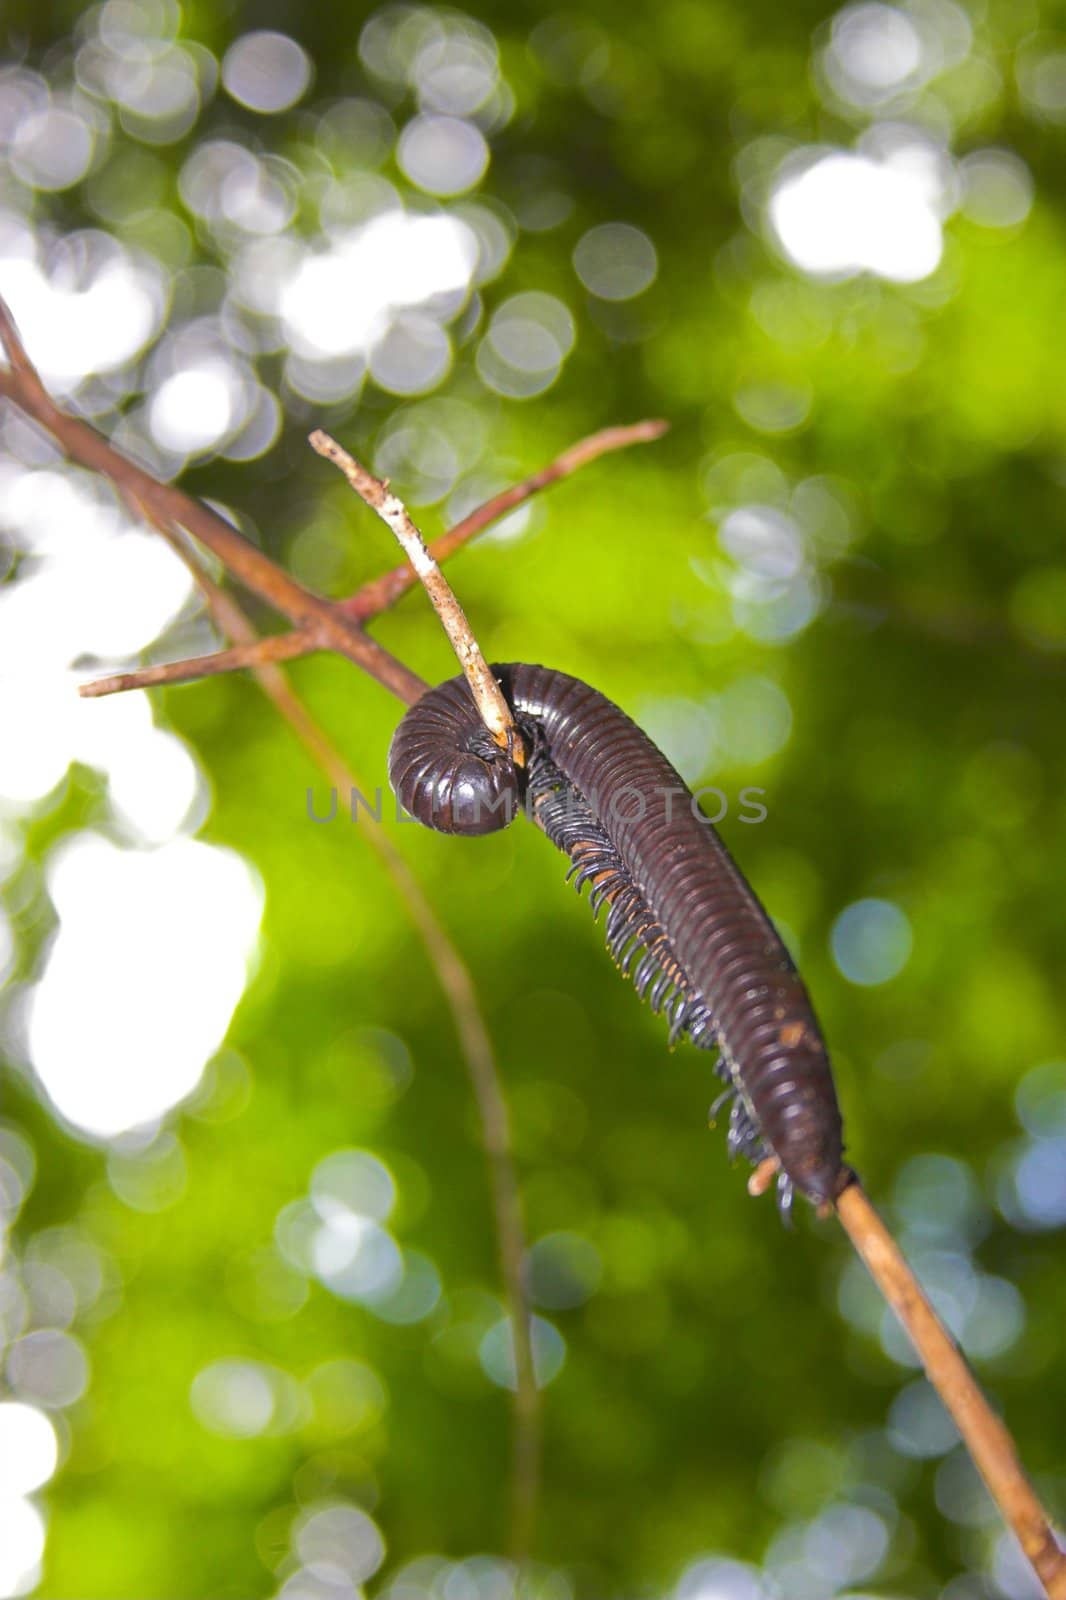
xmin=2 ymin=1 xmax=1066 ymax=1598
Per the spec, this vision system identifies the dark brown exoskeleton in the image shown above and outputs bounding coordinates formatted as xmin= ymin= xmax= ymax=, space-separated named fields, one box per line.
xmin=389 ymin=664 xmax=849 ymax=1212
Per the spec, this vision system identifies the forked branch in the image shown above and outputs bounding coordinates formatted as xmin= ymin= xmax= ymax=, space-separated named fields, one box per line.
xmin=78 ymin=419 xmax=667 ymax=700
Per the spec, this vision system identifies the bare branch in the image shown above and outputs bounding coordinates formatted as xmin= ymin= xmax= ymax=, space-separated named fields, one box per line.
xmin=836 ymin=1181 xmax=1066 ymax=1600
xmin=310 ymin=429 xmax=521 ymax=757
xmin=0 ymin=307 xmax=426 ymax=708
xmin=0 ymin=296 xmax=37 ymax=382
xmin=77 ymin=420 xmax=669 ymax=699
xmin=78 ymin=632 xmax=317 ymax=698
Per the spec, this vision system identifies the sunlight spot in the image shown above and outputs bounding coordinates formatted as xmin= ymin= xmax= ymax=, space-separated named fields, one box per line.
xmin=527 ymin=1231 xmax=602 ymax=1310
xmin=573 ymin=222 xmax=657 ymax=300
xmin=718 ymin=676 xmax=793 ymax=766
xmin=369 ymin=314 xmax=452 ymax=394
xmin=826 ymin=4 xmax=923 ymax=102
xmin=1016 ymin=41 xmax=1066 ymax=124
xmin=398 ymin=114 xmax=489 ymax=196
xmin=0 ymin=236 xmax=164 ymax=392
xmin=674 ymin=1556 xmax=768 ymax=1600
xmin=11 ymin=103 xmax=95 ymax=191
xmin=831 ymin=897 xmax=912 ymax=985
xmin=27 ymin=833 xmax=263 ymax=1137
xmin=280 ymin=211 xmax=477 ymax=360
xmin=6 ymin=1329 xmax=89 ymax=1409
xmin=222 ymin=32 xmax=311 ymax=114
xmin=719 ymin=505 xmax=803 ymax=581
xmin=294 ymin=1503 xmax=386 ymax=1585
xmin=479 ymin=1314 xmax=565 ymax=1390
xmin=0 ymin=1405 xmax=58 ymax=1495
xmin=802 ymin=1503 xmax=890 ymax=1586
xmin=1002 ymin=1137 xmax=1066 ymax=1230
xmin=179 ymin=141 xmax=295 ymax=235
xmin=311 ymin=1215 xmax=404 ymax=1303
xmin=148 ymin=365 xmax=239 ymax=453
xmin=312 ymin=1150 xmax=396 ymax=1223
xmin=191 ymin=1360 xmax=275 ymax=1436
xmin=477 ymin=290 xmax=575 ymax=398
xmin=107 ymin=1133 xmax=187 ymax=1212
xmin=888 ymin=1378 xmax=959 ymax=1458
xmin=958 ymin=149 xmax=1033 ymax=229
xmin=412 ymin=18 xmax=500 ymax=116
xmin=0 ymin=467 xmax=197 ymax=819
xmin=106 ymin=729 xmax=202 ymax=844
xmin=191 ymin=1358 xmax=307 ymax=1437
xmin=770 ymin=150 xmax=943 ymax=282
xmin=0 ymin=1497 xmax=45 ymax=1599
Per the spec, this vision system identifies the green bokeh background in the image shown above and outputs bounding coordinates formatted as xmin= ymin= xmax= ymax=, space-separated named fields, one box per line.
xmin=2 ymin=2 xmax=1065 ymax=1597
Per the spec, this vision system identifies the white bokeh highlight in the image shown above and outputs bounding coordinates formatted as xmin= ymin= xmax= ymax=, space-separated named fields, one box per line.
xmin=280 ymin=211 xmax=477 ymax=360
xmin=770 ymin=150 xmax=944 ymax=282
xmin=27 ymin=833 xmax=263 ymax=1137
xmin=0 ymin=1497 xmax=45 ymax=1599
xmin=221 ymin=32 xmax=312 ymax=114
xmin=0 ymin=1405 xmax=58 ymax=1496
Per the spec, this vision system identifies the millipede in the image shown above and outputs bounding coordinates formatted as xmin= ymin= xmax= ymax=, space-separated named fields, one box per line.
xmin=389 ymin=662 xmax=850 ymax=1213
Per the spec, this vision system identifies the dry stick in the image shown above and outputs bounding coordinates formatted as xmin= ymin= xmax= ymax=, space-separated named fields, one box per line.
xmin=309 ymin=429 xmax=521 ymax=757
xmin=0 ymin=300 xmax=540 ymax=1556
xmin=837 ymin=1182 xmax=1066 ymax=1600
xmin=78 ymin=419 xmax=668 ymax=700
xmin=78 ymin=631 xmax=313 ymax=698
xmin=0 ymin=306 xmax=426 ymax=709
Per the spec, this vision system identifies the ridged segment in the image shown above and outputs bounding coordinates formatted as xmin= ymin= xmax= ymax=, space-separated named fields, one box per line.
xmin=388 ymin=664 xmax=846 ymax=1205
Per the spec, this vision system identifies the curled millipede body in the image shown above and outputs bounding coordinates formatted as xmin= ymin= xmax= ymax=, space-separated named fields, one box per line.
xmin=389 ymin=664 xmax=847 ymax=1209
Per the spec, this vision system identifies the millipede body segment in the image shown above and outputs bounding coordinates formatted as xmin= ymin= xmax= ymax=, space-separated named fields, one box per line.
xmin=388 ymin=664 xmax=847 ymax=1208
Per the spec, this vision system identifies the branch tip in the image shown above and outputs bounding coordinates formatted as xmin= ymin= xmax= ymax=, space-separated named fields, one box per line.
xmin=312 ymin=428 xmax=521 ymax=756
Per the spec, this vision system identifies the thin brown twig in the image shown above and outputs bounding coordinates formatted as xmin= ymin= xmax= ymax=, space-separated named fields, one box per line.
xmin=309 ymin=429 xmax=520 ymax=755
xmin=836 ymin=1182 xmax=1066 ymax=1600
xmin=0 ymin=360 xmax=426 ymax=709
xmin=76 ymin=421 xmax=669 ymax=699
xmin=340 ymin=417 xmax=670 ymax=622
xmin=77 ymin=631 xmax=317 ymax=697
xmin=0 ymin=294 xmax=541 ymax=1557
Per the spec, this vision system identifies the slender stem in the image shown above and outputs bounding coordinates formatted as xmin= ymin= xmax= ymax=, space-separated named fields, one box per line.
xmin=836 ymin=1182 xmax=1066 ymax=1600
xmin=78 ymin=631 xmax=320 ymax=698
xmin=310 ymin=429 xmax=521 ymax=756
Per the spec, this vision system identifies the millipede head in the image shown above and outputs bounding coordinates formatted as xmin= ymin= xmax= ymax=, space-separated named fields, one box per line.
xmin=388 ymin=685 xmax=524 ymax=837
